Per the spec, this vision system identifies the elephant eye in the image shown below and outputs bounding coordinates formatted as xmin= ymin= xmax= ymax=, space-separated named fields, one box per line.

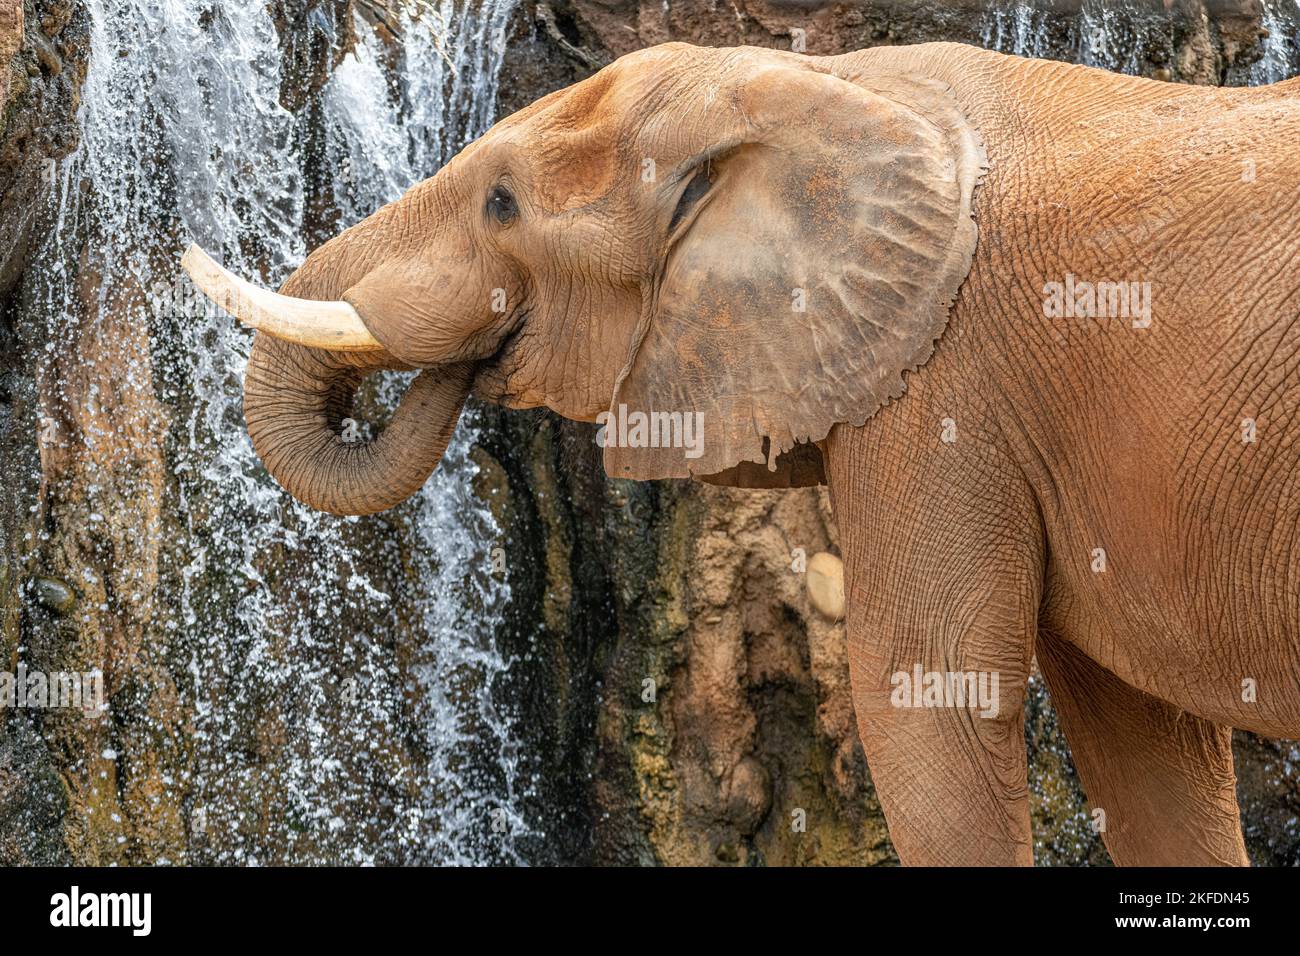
xmin=669 ymin=166 xmax=712 ymax=232
xmin=487 ymin=185 xmax=518 ymax=225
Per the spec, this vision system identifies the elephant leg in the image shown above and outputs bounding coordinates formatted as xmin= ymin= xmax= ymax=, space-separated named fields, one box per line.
xmin=827 ymin=421 xmax=1044 ymax=866
xmin=1036 ymin=631 xmax=1248 ymax=866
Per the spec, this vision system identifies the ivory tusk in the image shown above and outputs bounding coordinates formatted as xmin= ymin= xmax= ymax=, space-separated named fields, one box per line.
xmin=180 ymin=243 xmax=383 ymax=352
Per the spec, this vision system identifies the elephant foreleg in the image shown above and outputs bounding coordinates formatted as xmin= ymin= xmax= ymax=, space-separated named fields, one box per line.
xmin=1036 ymin=632 xmax=1248 ymax=866
xmin=847 ymin=628 xmax=1037 ymax=865
xmin=827 ymin=419 xmax=1044 ymax=866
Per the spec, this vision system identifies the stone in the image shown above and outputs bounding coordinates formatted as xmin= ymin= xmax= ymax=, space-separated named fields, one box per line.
xmin=805 ymin=552 xmax=844 ymax=621
xmin=32 ymin=577 xmax=75 ymax=614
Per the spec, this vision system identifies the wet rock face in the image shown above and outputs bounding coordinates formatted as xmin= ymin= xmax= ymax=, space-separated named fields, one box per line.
xmin=0 ymin=2 xmax=19 ymax=107
xmin=642 ymin=487 xmax=890 ymax=865
xmin=4 ymin=1 xmax=533 ymax=868
xmin=1 ymin=0 xmax=92 ymax=866
xmin=550 ymin=0 xmax=1269 ymax=82
xmin=270 ymin=0 xmax=359 ymax=111
xmin=491 ymin=0 xmax=1298 ymax=865
xmin=0 ymin=0 xmax=88 ymax=296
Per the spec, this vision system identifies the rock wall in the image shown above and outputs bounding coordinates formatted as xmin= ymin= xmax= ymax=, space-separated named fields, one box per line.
xmin=1 ymin=0 xmax=87 ymax=294
xmin=1 ymin=0 xmax=95 ymax=865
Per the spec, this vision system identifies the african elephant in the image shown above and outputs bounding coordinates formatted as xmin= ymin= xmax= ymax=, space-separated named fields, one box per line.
xmin=183 ymin=41 xmax=1300 ymax=866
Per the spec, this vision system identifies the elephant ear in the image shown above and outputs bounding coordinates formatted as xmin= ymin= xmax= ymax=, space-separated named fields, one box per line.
xmin=604 ymin=66 xmax=987 ymax=482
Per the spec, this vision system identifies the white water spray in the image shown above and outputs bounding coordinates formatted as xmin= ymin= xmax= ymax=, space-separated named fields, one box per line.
xmin=982 ymin=0 xmax=1298 ymax=82
xmin=1251 ymin=0 xmax=1300 ymax=84
xmin=37 ymin=0 xmax=523 ymax=864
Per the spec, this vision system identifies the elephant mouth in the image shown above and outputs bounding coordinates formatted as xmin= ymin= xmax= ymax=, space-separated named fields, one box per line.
xmin=471 ymin=312 xmax=529 ymax=402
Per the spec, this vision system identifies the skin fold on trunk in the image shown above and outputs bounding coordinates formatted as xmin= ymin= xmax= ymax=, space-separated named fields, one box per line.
xmin=243 ymin=332 xmax=472 ymax=516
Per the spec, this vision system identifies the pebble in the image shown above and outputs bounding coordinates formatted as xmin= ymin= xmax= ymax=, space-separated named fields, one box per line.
xmin=806 ymin=552 xmax=844 ymax=621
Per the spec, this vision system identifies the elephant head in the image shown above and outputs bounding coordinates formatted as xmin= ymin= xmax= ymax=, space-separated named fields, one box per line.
xmin=184 ymin=43 xmax=986 ymax=515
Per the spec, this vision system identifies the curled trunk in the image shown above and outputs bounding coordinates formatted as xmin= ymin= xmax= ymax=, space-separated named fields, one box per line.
xmin=243 ymin=332 xmax=472 ymax=516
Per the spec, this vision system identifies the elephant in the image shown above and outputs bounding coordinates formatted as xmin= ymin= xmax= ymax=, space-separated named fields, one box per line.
xmin=183 ymin=41 xmax=1300 ymax=866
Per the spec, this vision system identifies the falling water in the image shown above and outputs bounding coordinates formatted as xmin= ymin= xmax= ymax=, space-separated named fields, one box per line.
xmin=1250 ymin=0 xmax=1300 ymax=84
xmin=980 ymin=1 xmax=1055 ymax=60
xmin=982 ymin=0 xmax=1300 ymax=83
xmin=34 ymin=0 xmax=523 ymax=864
xmin=981 ymin=0 xmax=1162 ymax=72
xmin=1072 ymin=0 xmax=1149 ymax=73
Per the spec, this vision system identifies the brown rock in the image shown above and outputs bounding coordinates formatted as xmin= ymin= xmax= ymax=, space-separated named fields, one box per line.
xmin=0 ymin=0 xmax=21 ymax=113
xmin=806 ymin=552 xmax=844 ymax=621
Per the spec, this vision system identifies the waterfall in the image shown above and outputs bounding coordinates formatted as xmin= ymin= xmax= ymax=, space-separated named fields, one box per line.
xmin=1251 ymin=0 xmax=1300 ymax=84
xmin=982 ymin=0 xmax=1163 ymax=72
xmin=980 ymin=1 xmax=1053 ymax=60
xmin=982 ymin=0 xmax=1299 ymax=82
xmin=1073 ymin=0 xmax=1146 ymax=73
xmin=35 ymin=0 xmax=523 ymax=864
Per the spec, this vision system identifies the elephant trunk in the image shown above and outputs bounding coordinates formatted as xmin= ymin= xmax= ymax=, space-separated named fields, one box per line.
xmin=243 ymin=332 xmax=472 ymax=516
xmin=183 ymin=175 xmax=474 ymax=516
